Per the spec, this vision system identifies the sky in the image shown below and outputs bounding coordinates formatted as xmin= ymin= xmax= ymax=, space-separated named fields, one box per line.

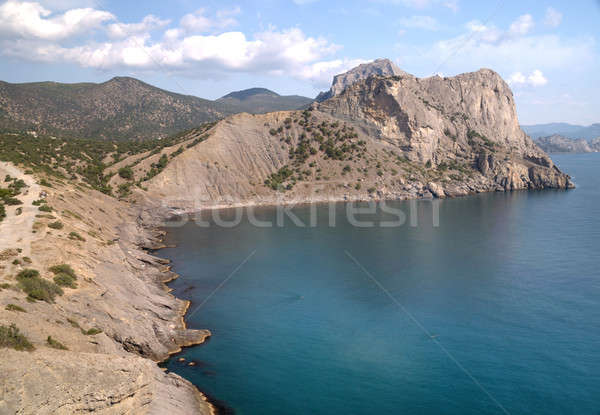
xmin=0 ymin=0 xmax=598 ymax=125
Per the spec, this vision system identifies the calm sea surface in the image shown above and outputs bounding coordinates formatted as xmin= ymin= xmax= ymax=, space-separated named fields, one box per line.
xmin=160 ymin=153 xmax=600 ymax=414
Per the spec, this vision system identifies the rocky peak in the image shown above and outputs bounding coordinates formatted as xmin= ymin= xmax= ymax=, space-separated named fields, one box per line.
xmin=316 ymin=58 xmax=409 ymax=102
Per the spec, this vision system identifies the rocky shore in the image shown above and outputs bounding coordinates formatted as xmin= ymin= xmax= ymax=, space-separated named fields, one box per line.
xmin=0 ymin=164 xmax=215 ymax=414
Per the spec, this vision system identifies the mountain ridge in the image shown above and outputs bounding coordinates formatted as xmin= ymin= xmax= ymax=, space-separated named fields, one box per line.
xmin=0 ymin=78 xmax=312 ymax=140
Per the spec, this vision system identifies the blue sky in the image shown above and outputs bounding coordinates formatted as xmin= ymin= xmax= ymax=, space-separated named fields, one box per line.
xmin=0 ymin=0 xmax=598 ymax=125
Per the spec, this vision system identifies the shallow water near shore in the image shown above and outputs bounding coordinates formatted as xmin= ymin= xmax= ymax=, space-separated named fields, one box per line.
xmin=160 ymin=153 xmax=600 ymax=414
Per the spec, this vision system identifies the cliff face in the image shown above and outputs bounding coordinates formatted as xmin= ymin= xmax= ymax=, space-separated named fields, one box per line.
xmin=316 ymin=69 xmax=572 ymax=191
xmin=316 ymin=58 xmax=408 ymax=102
xmin=137 ymin=66 xmax=571 ymax=211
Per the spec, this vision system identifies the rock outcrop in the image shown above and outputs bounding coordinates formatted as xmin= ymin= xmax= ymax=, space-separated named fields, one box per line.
xmin=316 ymin=58 xmax=408 ymax=102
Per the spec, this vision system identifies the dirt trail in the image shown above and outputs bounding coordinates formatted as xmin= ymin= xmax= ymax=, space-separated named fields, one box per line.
xmin=0 ymin=162 xmax=42 ymax=257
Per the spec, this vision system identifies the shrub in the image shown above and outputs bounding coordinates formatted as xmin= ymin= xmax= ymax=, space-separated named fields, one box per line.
xmin=32 ymin=199 xmax=47 ymax=206
xmin=48 ymin=221 xmax=63 ymax=229
xmin=68 ymin=232 xmax=85 ymax=242
xmin=12 ymin=259 xmax=21 ymax=265
xmin=5 ymin=304 xmax=26 ymax=312
xmin=49 ymin=264 xmax=76 ymax=277
xmin=38 ymin=205 xmax=53 ymax=212
xmin=118 ymin=166 xmax=133 ymax=180
xmin=47 ymin=336 xmax=68 ymax=350
xmin=0 ymin=205 xmax=5 ymax=222
xmin=82 ymin=328 xmax=102 ymax=336
xmin=0 ymin=324 xmax=34 ymax=351
xmin=3 ymin=197 xmax=22 ymax=205
xmin=53 ymin=273 xmax=77 ymax=288
xmin=17 ymin=269 xmax=63 ymax=303
xmin=50 ymin=264 xmax=78 ymax=288
xmin=22 ymin=257 xmax=32 ymax=264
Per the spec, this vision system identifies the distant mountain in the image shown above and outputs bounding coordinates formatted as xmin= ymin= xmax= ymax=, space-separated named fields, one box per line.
xmin=316 ymin=58 xmax=408 ymax=102
xmin=0 ymin=77 xmax=236 ymax=140
xmin=217 ymin=88 xmax=313 ymax=114
xmin=522 ymin=123 xmax=600 ymax=140
xmin=0 ymin=79 xmax=312 ymax=141
xmin=535 ymin=135 xmax=600 ymax=153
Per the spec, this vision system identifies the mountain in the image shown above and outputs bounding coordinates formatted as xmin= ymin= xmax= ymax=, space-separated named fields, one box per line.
xmin=217 ymin=87 xmax=313 ymax=114
xmin=316 ymin=58 xmax=408 ymax=102
xmin=522 ymin=123 xmax=600 ymax=140
xmin=0 ymin=78 xmax=311 ymax=141
xmin=114 ymin=64 xmax=572 ymax=212
xmin=536 ymin=135 xmax=600 ymax=153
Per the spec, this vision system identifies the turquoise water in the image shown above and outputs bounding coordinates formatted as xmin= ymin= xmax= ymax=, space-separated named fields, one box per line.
xmin=161 ymin=153 xmax=600 ymax=414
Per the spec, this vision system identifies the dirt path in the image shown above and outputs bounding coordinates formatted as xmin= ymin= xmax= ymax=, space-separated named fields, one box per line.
xmin=0 ymin=162 xmax=42 ymax=257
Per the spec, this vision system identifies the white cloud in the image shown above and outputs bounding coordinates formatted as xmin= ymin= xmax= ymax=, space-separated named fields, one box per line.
xmin=506 ymin=70 xmax=547 ymax=87
xmin=544 ymin=7 xmax=562 ymax=28
xmin=180 ymin=7 xmax=240 ymax=34
xmin=399 ymin=15 xmax=439 ymax=31
xmin=293 ymin=58 xmax=367 ymax=86
xmin=107 ymin=15 xmax=170 ymax=39
xmin=508 ymin=72 xmax=526 ymax=85
xmin=0 ymin=0 xmax=114 ymax=40
xmin=527 ymin=69 xmax=547 ymax=86
xmin=509 ymin=14 xmax=534 ymax=36
xmin=370 ymin=0 xmax=459 ymax=11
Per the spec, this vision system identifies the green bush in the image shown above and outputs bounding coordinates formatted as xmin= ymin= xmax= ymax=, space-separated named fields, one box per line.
xmin=82 ymin=328 xmax=102 ymax=336
xmin=32 ymin=199 xmax=46 ymax=206
xmin=5 ymin=304 xmax=26 ymax=312
xmin=50 ymin=264 xmax=78 ymax=288
xmin=68 ymin=232 xmax=85 ymax=242
xmin=0 ymin=324 xmax=34 ymax=351
xmin=17 ymin=268 xmax=63 ymax=303
xmin=3 ymin=197 xmax=22 ymax=205
xmin=48 ymin=221 xmax=63 ymax=229
xmin=47 ymin=336 xmax=68 ymax=350
xmin=118 ymin=166 xmax=134 ymax=180
xmin=0 ymin=204 xmax=5 ymax=222
xmin=38 ymin=205 xmax=53 ymax=212
xmin=53 ymin=273 xmax=77 ymax=288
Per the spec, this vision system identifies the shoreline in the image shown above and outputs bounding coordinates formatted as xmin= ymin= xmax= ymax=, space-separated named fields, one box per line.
xmin=144 ymin=226 xmax=222 ymax=414
xmin=140 ymin=184 xmax=575 ymax=415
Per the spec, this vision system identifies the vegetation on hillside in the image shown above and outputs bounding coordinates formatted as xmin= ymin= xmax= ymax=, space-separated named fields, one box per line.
xmin=0 ymin=122 xmax=215 ymax=195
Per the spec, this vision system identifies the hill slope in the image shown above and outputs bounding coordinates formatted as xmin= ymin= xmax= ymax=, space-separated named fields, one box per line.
xmin=112 ymin=64 xmax=572 ymax=211
xmin=217 ymin=87 xmax=313 ymax=114
xmin=0 ymin=77 xmax=233 ymax=140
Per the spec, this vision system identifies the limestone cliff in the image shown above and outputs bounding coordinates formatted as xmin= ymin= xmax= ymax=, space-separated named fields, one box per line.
xmin=132 ymin=65 xmax=572 ymax=211
xmin=316 ymin=58 xmax=408 ymax=102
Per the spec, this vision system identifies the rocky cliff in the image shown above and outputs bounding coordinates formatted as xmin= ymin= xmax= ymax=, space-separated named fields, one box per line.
xmin=316 ymin=58 xmax=407 ymax=102
xmin=126 ymin=65 xmax=572 ymax=211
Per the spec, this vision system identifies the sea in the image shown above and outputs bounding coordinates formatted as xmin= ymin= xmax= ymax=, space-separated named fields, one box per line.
xmin=159 ymin=153 xmax=600 ymax=415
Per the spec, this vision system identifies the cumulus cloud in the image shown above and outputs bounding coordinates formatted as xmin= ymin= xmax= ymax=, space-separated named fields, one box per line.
xmin=544 ymin=7 xmax=562 ymax=28
xmin=509 ymin=14 xmax=534 ymax=36
xmin=508 ymin=70 xmax=548 ymax=87
xmin=399 ymin=15 xmax=439 ymax=31
xmin=180 ymin=7 xmax=240 ymax=34
xmin=0 ymin=0 xmax=114 ymax=40
xmin=107 ymin=15 xmax=170 ymax=39
xmin=0 ymin=2 xmax=348 ymax=86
